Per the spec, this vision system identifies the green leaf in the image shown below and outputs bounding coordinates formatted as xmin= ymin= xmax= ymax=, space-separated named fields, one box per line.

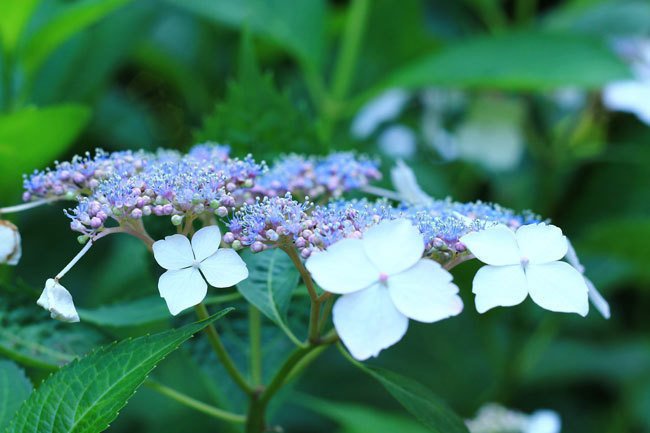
xmin=5 ymin=309 xmax=232 ymax=433
xmin=0 ymin=296 xmax=105 ymax=371
xmin=21 ymin=0 xmax=132 ymax=74
xmin=0 ymin=360 xmax=32 ymax=430
xmin=195 ymin=34 xmax=320 ymax=159
xmin=543 ymin=0 xmax=650 ymax=37
xmin=77 ymin=293 xmax=241 ymax=328
xmin=576 ymin=219 xmax=650 ymax=288
xmin=385 ymin=32 xmax=630 ymax=91
xmin=301 ymin=396 xmax=430 ymax=433
xmin=0 ymin=0 xmax=39 ymax=53
xmin=78 ymin=296 xmax=171 ymax=328
xmin=237 ymin=249 xmax=301 ymax=345
xmin=165 ymin=0 xmax=325 ymax=68
xmin=0 ymin=104 xmax=91 ymax=193
xmin=343 ymin=349 xmax=469 ymax=433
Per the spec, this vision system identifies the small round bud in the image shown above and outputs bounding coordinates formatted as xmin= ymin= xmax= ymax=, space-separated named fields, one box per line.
xmin=171 ymin=215 xmax=184 ymax=226
xmin=251 ymin=241 xmax=265 ymax=253
xmin=90 ymin=217 xmax=103 ymax=229
xmin=215 ymin=206 xmax=228 ymax=217
xmin=131 ymin=209 xmax=143 ymax=219
xmin=232 ymin=240 xmax=243 ymax=251
xmin=223 ymin=232 xmax=235 ymax=244
xmin=77 ymin=235 xmax=89 ymax=245
xmin=210 ymin=199 xmax=220 ymax=209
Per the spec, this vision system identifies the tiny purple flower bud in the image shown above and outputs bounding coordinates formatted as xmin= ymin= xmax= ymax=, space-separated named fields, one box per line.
xmin=216 ymin=206 xmax=228 ymax=217
xmin=90 ymin=217 xmax=103 ymax=229
xmin=131 ymin=209 xmax=143 ymax=219
xmin=223 ymin=232 xmax=235 ymax=244
xmin=251 ymin=241 xmax=265 ymax=253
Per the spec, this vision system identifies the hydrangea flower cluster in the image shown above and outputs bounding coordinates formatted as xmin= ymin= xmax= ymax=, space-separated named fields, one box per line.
xmin=252 ymin=152 xmax=381 ymax=199
xmin=0 ymin=143 xmax=610 ymax=363
xmin=67 ymin=154 xmax=263 ymax=235
xmin=224 ymin=193 xmax=541 ymax=261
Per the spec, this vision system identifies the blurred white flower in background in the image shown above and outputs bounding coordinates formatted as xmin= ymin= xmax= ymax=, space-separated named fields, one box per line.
xmin=466 ymin=403 xmax=561 ymax=433
xmin=351 ymin=89 xmax=410 ymax=139
xmin=390 ymin=160 xmax=433 ymax=205
xmin=0 ymin=220 xmax=21 ymax=265
xmin=153 ymin=225 xmax=248 ymax=315
xmin=602 ymin=38 xmax=650 ymax=125
xmin=378 ymin=124 xmax=417 ymax=159
xmin=306 ymin=219 xmax=463 ymax=360
xmin=37 ymin=279 xmax=80 ymax=323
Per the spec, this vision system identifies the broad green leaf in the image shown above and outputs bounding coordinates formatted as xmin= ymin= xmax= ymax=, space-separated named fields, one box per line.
xmin=5 ymin=309 xmax=231 ymax=433
xmin=0 ymin=104 xmax=91 ymax=193
xmin=575 ymin=219 xmax=650 ymax=288
xmin=165 ymin=0 xmax=325 ymax=68
xmin=237 ymin=249 xmax=301 ymax=345
xmin=21 ymin=0 xmax=132 ymax=74
xmin=386 ymin=32 xmax=630 ymax=91
xmin=77 ymin=293 xmax=241 ymax=327
xmin=543 ymin=0 xmax=650 ymax=37
xmin=343 ymin=349 xmax=469 ymax=433
xmin=521 ymin=339 xmax=650 ymax=385
xmin=0 ymin=0 xmax=39 ymax=53
xmin=0 ymin=297 xmax=105 ymax=370
xmin=301 ymin=396 xmax=430 ymax=433
xmin=0 ymin=360 xmax=32 ymax=430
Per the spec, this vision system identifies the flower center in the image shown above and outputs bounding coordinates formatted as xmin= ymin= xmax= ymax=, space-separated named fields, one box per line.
xmin=520 ymin=256 xmax=529 ymax=268
xmin=192 ymin=260 xmax=201 ymax=269
xmin=378 ymin=272 xmax=389 ymax=284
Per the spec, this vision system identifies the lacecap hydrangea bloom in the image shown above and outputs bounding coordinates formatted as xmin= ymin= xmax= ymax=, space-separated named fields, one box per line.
xmin=0 ymin=143 xmax=609 ymax=364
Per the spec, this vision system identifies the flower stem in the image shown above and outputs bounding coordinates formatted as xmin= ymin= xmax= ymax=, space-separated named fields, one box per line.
xmin=54 ymin=240 xmax=94 ymax=281
xmin=145 ymin=379 xmax=246 ymax=424
xmin=249 ymin=305 xmax=263 ymax=386
xmin=194 ymin=303 xmax=253 ymax=396
xmin=0 ymin=198 xmax=59 ymax=215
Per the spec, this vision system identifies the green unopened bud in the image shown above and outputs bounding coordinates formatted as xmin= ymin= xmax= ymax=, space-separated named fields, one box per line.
xmin=232 ymin=240 xmax=242 ymax=251
xmin=171 ymin=215 xmax=184 ymax=226
xmin=77 ymin=235 xmax=89 ymax=245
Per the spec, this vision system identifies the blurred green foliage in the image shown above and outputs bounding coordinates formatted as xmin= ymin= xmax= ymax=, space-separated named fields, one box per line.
xmin=1 ymin=0 xmax=649 ymax=432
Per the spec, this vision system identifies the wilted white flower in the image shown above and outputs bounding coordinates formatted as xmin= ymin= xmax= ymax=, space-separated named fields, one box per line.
xmin=460 ymin=223 xmax=589 ymax=316
xmin=306 ymin=219 xmax=463 ymax=360
xmin=378 ymin=124 xmax=417 ymax=158
xmin=37 ymin=279 xmax=80 ymax=323
xmin=153 ymin=226 xmax=248 ymax=315
xmin=0 ymin=220 xmax=21 ymax=265
xmin=351 ymin=89 xmax=410 ymax=139
xmin=390 ymin=160 xmax=433 ymax=205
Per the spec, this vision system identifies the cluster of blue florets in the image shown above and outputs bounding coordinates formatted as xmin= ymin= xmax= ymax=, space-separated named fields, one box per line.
xmin=252 ymin=152 xmax=381 ymax=199
xmin=224 ymin=194 xmax=542 ymax=258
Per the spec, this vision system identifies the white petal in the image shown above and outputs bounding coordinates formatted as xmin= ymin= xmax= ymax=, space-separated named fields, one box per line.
xmin=526 ymin=262 xmax=589 ymax=316
xmin=153 ymin=234 xmax=194 ymax=270
xmin=390 ymin=160 xmax=432 ymax=205
xmin=305 ymin=239 xmax=377 ymax=294
xmin=460 ymin=224 xmax=520 ymax=266
xmin=333 ymin=284 xmax=408 ymax=360
xmin=37 ymin=279 xmax=80 ymax=323
xmin=472 ymin=265 xmax=528 ymax=313
xmin=516 ymin=223 xmax=568 ymax=264
xmin=388 ymin=259 xmax=463 ymax=322
xmin=525 ymin=410 xmax=562 ymax=433
xmin=200 ymin=248 xmax=248 ymax=288
xmin=362 ymin=219 xmax=424 ymax=275
xmin=158 ymin=268 xmax=207 ymax=315
xmin=192 ymin=225 xmax=221 ymax=262
xmin=0 ymin=221 xmax=21 ymax=266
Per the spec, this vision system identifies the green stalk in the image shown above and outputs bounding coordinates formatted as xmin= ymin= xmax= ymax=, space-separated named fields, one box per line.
xmin=249 ymin=305 xmax=263 ymax=386
xmin=145 ymin=379 xmax=246 ymax=424
xmin=194 ymin=303 xmax=253 ymax=396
